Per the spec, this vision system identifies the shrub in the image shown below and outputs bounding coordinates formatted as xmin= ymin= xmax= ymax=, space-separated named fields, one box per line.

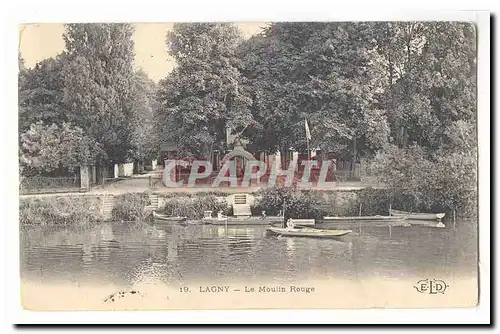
xmin=252 ymin=187 xmax=328 ymax=220
xmin=342 ymin=188 xmax=393 ymax=216
xmin=368 ymin=144 xmax=477 ymax=217
xmin=112 ymin=193 xmax=151 ymax=221
xmin=19 ymin=196 xmax=102 ymax=226
xmin=161 ymin=195 xmax=230 ymax=219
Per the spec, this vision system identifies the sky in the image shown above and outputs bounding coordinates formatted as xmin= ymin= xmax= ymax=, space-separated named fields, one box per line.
xmin=19 ymin=23 xmax=267 ymax=82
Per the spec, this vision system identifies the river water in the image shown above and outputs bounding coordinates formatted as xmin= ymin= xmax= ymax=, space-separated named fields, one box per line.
xmin=20 ymin=220 xmax=478 ymax=286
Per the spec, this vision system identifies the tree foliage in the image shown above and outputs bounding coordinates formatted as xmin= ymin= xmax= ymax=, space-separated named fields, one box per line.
xmin=252 ymin=187 xmax=328 ymax=220
xmin=130 ymin=69 xmax=158 ymax=162
xmin=62 ymin=23 xmax=136 ymax=164
xmin=366 ymin=22 xmax=477 ymax=214
xmin=20 ymin=121 xmax=104 ymax=175
xmin=18 ymin=55 xmax=67 ymax=133
xmin=368 ymin=142 xmax=477 ymax=215
xmin=19 ymin=23 xmax=158 ymax=176
xmin=372 ymin=22 xmax=476 ymax=150
xmin=237 ymin=22 xmax=390 ymax=158
xmin=156 ymin=23 xmax=252 ymax=157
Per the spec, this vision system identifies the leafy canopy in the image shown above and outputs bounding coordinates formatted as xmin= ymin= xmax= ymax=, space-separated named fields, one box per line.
xmin=156 ymin=23 xmax=253 ymax=157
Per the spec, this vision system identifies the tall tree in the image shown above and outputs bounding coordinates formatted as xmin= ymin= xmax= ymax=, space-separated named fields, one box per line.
xmin=368 ymin=22 xmax=477 ymax=214
xmin=156 ymin=23 xmax=253 ymax=157
xmin=130 ymin=69 xmax=158 ymax=164
xmin=373 ymin=22 xmax=476 ymax=151
xmin=239 ymin=22 xmax=390 ymax=159
xmin=18 ymin=55 xmax=67 ymax=133
xmin=62 ymin=23 xmax=136 ymax=164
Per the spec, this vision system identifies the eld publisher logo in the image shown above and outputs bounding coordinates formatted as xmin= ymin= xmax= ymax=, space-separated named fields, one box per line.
xmin=414 ymin=279 xmax=449 ymax=294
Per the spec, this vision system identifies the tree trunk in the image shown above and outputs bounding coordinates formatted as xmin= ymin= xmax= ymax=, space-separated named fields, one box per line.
xmin=353 ymin=137 xmax=357 ymax=164
xmin=388 ymin=53 xmax=394 ymax=87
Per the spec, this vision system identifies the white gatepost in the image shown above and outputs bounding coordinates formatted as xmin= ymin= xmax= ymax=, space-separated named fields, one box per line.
xmin=80 ymin=165 xmax=90 ymax=191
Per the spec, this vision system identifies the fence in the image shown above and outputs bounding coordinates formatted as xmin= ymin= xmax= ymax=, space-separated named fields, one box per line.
xmin=20 ymin=176 xmax=82 ymax=194
xmin=148 ymin=164 xmax=364 ymax=188
xmin=333 ymin=161 xmax=361 ymax=181
xmin=333 ymin=169 xmax=360 ymax=182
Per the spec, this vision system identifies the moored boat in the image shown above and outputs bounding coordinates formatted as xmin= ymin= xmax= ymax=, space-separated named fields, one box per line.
xmin=201 ymin=215 xmax=307 ymax=226
xmin=266 ymin=226 xmax=352 ymax=238
xmin=266 ymin=215 xmax=285 ymax=223
xmin=201 ymin=210 xmax=296 ymax=226
xmin=406 ymin=220 xmax=446 ymax=228
xmin=390 ymin=209 xmax=445 ymax=221
xmin=287 ymin=219 xmax=315 ymax=227
xmin=202 ymin=217 xmax=229 ymax=224
xmin=319 ymin=215 xmax=410 ymax=228
xmin=323 ymin=215 xmax=406 ymax=222
xmin=209 ymin=216 xmax=274 ymax=225
xmin=201 ymin=210 xmax=228 ymax=225
xmin=152 ymin=211 xmax=187 ymax=223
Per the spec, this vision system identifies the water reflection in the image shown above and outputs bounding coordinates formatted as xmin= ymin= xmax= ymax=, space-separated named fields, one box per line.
xmin=167 ymin=227 xmax=178 ymax=262
xmin=285 ymin=237 xmax=296 ymax=256
xmin=20 ymin=222 xmax=478 ymax=285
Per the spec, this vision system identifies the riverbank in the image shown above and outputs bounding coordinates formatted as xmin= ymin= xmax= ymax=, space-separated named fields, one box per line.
xmin=19 ymin=186 xmax=476 ymax=227
xmin=18 ymin=192 xmax=233 ymax=226
xmin=19 ymin=195 xmax=105 ymax=227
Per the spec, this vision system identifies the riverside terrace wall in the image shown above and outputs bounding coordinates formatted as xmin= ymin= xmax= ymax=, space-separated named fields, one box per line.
xmin=155 ymin=192 xmax=358 ymax=212
xmin=19 ymin=190 xmax=362 ymax=225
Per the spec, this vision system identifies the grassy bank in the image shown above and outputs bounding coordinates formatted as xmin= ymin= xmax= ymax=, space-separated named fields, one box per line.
xmin=112 ymin=193 xmax=232 ymax=221
xmin=250 ymin=187 xmax=476 ymax=219
xmin=159 ymin=195 xmax=231 ymax=219
xmin=19 ymin=192 xmax=231 ymax=226
xmin=111 ymin=193 xmax=151 ymax=222
xmin=110 ymin=193 xmax=232 ymax=221
xmin=348 ymin=188 xmax=477 ymax=219
xmin=19 ymin=186 xmax=475 ymax=226
xmin=20 ymin=196 xmax=103 ymax=226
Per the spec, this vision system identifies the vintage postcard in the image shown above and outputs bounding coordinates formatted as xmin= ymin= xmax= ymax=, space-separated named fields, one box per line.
xmin=17 ymin=16 xmax=485 ymax=315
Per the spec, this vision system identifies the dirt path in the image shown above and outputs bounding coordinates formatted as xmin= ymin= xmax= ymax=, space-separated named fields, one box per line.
xmin=20 ymin=167 xmax=379 ymax=199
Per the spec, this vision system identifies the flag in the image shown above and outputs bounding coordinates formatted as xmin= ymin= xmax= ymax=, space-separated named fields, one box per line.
xmin=304 ymin=118 xmax=311 ymax=141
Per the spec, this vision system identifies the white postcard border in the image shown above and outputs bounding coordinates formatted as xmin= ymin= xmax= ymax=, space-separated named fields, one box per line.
xmin=2 ymin=0 xmax=491 ymax=326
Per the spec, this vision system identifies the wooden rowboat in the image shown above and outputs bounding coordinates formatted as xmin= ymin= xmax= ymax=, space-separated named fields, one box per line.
xmin=201 ymin=210 xmax=228 ymax=225
xmin=406 ymin=220 xmax=446 ymax=228
xmin=266 ymin=226 xmax=352 ymax=238
xmin=266 ymin=215 xmax=285 ymax=223
xmin=204 ymin=216 xmax=277 ymax=226
xmin=287 ymin=219 xmax=315 ymax=227
xmin=202 ymin=216 xmax=304 ymax=226
xmin=152 ymin=211 xmax=187 ymax=223
xmin=202 ymin=216 xmax=229 ymax=224
xmin=390 ymin=209 xmax=445 ymax=221
xmin=319 ymin=215 xmax=410 ymax=228
xmin=201 ymin=210 xmax=289 ymax=226
xmin=323 ymin=215 xmax=406 ymax=223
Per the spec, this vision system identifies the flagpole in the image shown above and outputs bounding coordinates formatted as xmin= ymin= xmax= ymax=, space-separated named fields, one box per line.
xmin=306 ymin=136 xmax=310 ymax=160
xmin=305 ymin=118 xmax=311 ymax=160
